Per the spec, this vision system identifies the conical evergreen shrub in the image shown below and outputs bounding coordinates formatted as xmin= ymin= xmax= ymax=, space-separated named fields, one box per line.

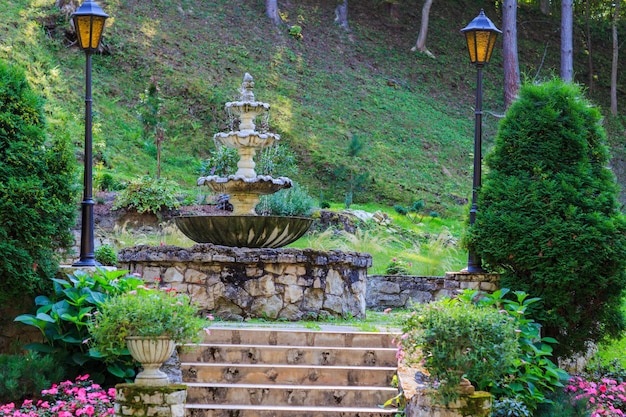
xmin=469 ymin=79 xmax=626 ymax=359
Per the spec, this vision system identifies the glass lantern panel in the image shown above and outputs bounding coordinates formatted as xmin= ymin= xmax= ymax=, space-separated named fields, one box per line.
xmin=465 ymin=32 xmax=477 ymax=63
xmin=89 ymin=17 xmax=106 ymax=49
xmin=474 ymin=31 xmax=492 ymax=63
xmin=75 ymin=15 xmax=93 ymax=50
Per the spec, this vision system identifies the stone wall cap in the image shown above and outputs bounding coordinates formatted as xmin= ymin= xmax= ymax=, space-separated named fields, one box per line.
xmin=118 ymin=244 xmax=372 ymax=267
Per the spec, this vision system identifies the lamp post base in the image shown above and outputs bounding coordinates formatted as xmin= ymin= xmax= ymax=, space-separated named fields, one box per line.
xmin=460 ymin=265 xmax=487 ymax=274
xmin=72 ymin=258 xmax=101 ymax=267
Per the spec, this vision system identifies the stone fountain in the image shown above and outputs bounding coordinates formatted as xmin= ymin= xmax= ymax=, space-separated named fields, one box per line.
xmin=174 ymin=73 xmax=313 ymax=248
xmin=118 ymin=74 xmax=371 ymax=320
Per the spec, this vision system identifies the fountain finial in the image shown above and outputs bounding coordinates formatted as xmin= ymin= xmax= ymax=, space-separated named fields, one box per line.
xmin=240 ymin=73 xmax=255 ymax=102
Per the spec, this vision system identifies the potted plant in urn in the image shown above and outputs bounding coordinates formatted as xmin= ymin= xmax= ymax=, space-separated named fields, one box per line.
xmin=88 ymin=284 xmax=211 ymax=386
xmin=398 ymin=294 xmax=519 ymax=405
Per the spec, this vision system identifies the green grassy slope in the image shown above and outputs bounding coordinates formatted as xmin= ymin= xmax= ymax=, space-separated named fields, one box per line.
xmin=1 ymin=0 xmax=624 ymax=216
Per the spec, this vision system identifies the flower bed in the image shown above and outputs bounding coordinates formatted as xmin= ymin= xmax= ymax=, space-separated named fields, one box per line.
xmin=0 ymin=375 xmax=114 ymax=417
xmin=566 ymin=376 xmax=626 ymax=416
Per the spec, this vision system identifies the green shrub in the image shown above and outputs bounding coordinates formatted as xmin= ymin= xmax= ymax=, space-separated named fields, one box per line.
xmin=533 ymin=390 xmax=592 ymax=417
xmin=256 ymin=143 xmax=299 ymax=178
xmin=0 ymin=352 xmax=64 ymax=404
xmin=399 ymin=294 xmax=519 ymax=405
xmin=113 ymin=176 xmax=181 ymax=214
xmin=96 ymin=172 xmax=122 ymax=192
xmin=14 ymin=269 xmax=144 ymax=384
xmin=257 ymin=182 xmax=317 ymax=216
xmin=583 ymin=358 xmax=626 ymax=384
xmin=289 ymin=25 xmax=303 ymax=39
xmin=384 ymin=258 xmax=410 ymax=275
xmin=199 ymin=146 xmax=239 ymax=176
xmin=469 ymin=80 xmax=626 ymax=359
xmin=473 ymin=289 xmax=569 ymax=411
xmin=95 ymin=244 xmax=117 ymax=266
xmin=88 ymin=286 xmax=209 ymax=359
xmin=0 ymin=62 xmax=76 ymax=303
xmin=393 ymin=205 xmax=408 ymax=215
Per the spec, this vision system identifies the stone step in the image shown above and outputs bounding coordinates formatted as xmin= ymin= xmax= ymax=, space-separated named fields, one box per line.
xmin=182 ymin=326 xmax=400 ymax=416
xmin=185 ymin=382 xmax=398 ymax=407
xmin=181 ymin=362 xmax=397 ymax=386
xmin=204 ymin=326 xmax=398 ymax=348
xmin=185 ymin=404 xmax=399 ymax=417
xmin=180 ymin=344 xmax=398 ymax=367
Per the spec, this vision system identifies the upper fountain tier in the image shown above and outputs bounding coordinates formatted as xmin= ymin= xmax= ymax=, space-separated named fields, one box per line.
xmin=213 ymin=73 xmax=279 ymax=173
xmin=198 ymin=73 xmax=292 ymax=214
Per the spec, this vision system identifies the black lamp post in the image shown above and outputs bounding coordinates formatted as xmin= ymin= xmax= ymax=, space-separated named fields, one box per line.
xmin=460 ymin=10 xmax=501 ymax=273
xmin=72 ymin=0 xmax=108 ymax=267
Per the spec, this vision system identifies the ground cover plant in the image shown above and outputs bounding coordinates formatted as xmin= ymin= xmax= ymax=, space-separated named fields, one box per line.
xmin=0 ymin=352 xmax=64 ymax=406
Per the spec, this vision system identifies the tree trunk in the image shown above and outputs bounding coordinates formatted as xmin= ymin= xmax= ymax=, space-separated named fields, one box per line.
xmin=412 ymin=0 xmax=435 ymax=57
xmin=611 ymin=0 xmax=620 ymax=116
xmin=55 ymin=0 xmax=77 ymax=15
xmin=560 ymin=0 xmax=573 ymax=82
xmin=503 ymin=0 xmax=520 ymax=109
xmin=385 ymin=1 xmax=400 ymax=21
xmin=266 ymin=0 xmax=281 ymax=26
xmin=539 ymin=0 xmax=551 ymax=15
xmin=585 ymin=0 xmax=594 ymax=93
xmin=335 ymin=0 xmax=350 ymax=31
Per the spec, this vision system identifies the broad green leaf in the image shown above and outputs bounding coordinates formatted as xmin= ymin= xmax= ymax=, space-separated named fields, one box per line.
xmin=23 ymin=342 xmax=55 ymax=353
xmin=34 ymin=295 xmax=53 ymax=306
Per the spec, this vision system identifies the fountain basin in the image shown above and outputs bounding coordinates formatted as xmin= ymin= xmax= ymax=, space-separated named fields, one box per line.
xmin=175 ymin=215 xmax=313 ymax=248
xmin=198 ymin=175 xmax=292 ymax=195
xmin=214 ymin=131 xmax=279 ymax=149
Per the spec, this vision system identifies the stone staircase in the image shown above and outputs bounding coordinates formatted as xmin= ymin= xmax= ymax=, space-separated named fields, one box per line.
xmin=180 ymin=325 xmax=400 ymax=417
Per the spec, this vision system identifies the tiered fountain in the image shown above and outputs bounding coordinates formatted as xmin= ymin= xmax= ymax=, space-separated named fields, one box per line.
xmin=174 ymin=73 xmax=313 ymax=248
xmin=118 ymin=74 xmax=371 ymax=320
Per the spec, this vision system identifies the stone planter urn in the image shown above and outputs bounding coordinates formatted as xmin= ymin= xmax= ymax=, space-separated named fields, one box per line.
xmin=126 ymin=336 xmax=176 ymax=386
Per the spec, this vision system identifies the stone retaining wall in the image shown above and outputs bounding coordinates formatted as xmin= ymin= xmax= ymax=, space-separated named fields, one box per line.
xmin=118 ymin=244 xmax=372 ymax=321
xmin=366 ymin=271 xmax=500 ymax=310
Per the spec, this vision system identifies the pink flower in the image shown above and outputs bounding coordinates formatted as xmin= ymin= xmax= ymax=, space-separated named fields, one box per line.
xmin=0 ymin=376 xmax=116 ymax=417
